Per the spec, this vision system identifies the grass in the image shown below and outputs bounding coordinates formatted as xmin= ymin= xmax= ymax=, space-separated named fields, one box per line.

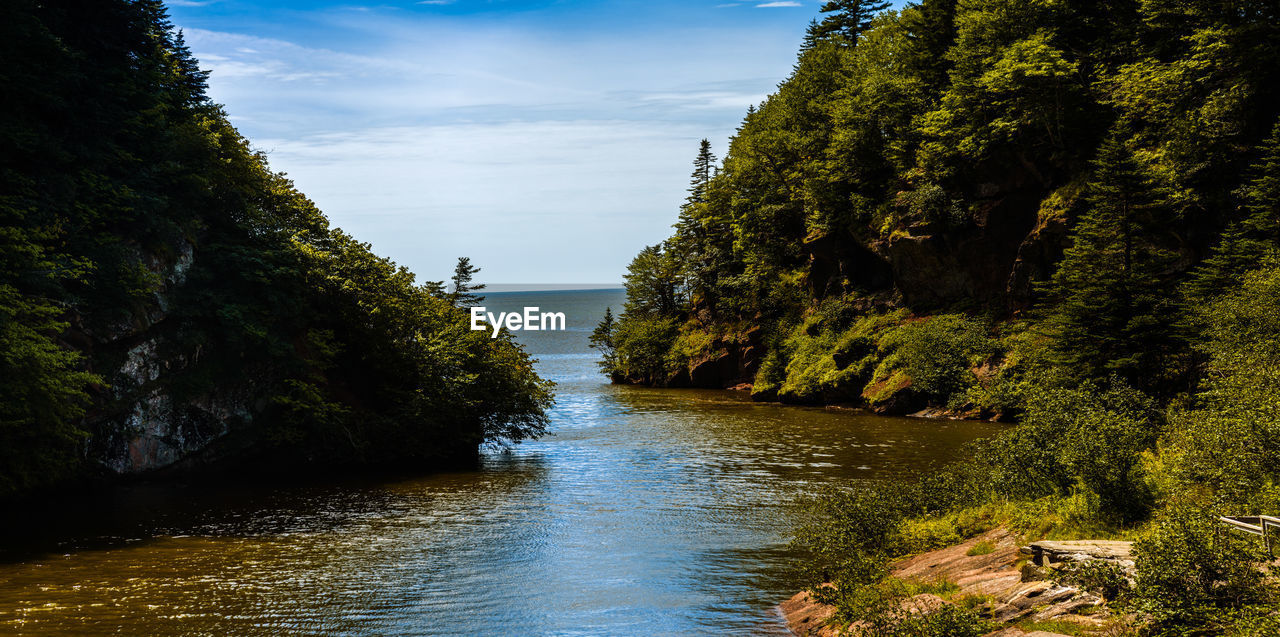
xmin=1015 ymin=618 xmax=1091 ymax=635
xmin=966 ymin=540 xmax=996 ymax=556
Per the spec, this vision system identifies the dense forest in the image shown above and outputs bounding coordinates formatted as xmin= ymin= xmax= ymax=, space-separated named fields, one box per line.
xmin=0 ymin=0 xmax=552 ymax=499
xmin=593 ymin=0 xmax=1280 ymax=633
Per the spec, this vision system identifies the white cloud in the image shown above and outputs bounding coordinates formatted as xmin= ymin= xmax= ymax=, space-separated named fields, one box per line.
xmin=177 ymin=14 xmax=806 ymax=282
xmin=756 ymin=1 xmax=802 ymax=6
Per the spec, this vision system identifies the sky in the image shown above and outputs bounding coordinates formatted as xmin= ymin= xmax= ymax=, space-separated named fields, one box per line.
xmin=166 ymin=0 xmax=852 ymax=286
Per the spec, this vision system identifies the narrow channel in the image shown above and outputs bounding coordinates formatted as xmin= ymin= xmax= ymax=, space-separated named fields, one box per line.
xmin=0 ymin=289 xmax=1001 ymax=636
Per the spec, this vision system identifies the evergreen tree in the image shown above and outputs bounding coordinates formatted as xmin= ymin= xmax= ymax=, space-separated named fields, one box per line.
xmin=589 ymin=307 xmax=617 ymax=372
xmin=449 ymin=257 xmax=485 ymax=306
xmin=687 ymin=139 xmax=717 ymax=207
xmin=1186 ymin=121 xmax=1280 ymax=301
xmin=808 ymin=0 xmax=890 ymax=45
xmin=1041 ymin=133 xmax=1178 ymax=388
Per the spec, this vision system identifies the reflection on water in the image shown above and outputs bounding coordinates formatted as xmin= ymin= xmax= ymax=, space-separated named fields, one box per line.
xmin=0 ymin=289 xmax=1002 ymax=635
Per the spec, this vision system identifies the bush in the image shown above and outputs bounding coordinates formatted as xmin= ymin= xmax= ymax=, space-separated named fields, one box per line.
xmin=794 ymin=483 xmax=919 ymax=595
xmin=1052 ymin=560 xmax=1131 ymax=601
xmin=979 ymin=379 xmax=1160 ymax=522
xmin=868 ymin=314 xmax=995 ymax=407
xmin=1132 ymin=500 xmax=1277 ymax=632
xmin=610 ymin=314 xmax=679 ymax=384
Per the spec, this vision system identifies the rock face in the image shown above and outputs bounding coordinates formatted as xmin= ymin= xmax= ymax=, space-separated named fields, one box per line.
xmin=779 ymin=528 xmax=1133 ymax=636
xmin=801 ymin=169 xmax=1068 ymax=317
xmin=75 ymin=238 xmax=262 ymax=476
xmin=640 ymin=326 xmax=766 ymax=390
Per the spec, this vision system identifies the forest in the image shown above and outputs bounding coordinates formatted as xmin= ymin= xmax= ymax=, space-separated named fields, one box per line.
xmin=0 ymin=0 xmax=552 ymax=498
xmin=592 ymin=0 xmax=1280 ymax=633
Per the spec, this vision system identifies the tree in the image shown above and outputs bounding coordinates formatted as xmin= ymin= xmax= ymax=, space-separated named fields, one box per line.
xmin=1185 ymin=121 xmax=1280 ymax=302
xmin=589 ymin=306 xmax=617 ymax=372
xmin=807 ymin=0 xmax=890 ymax=45
xmin=622 ymin=244 xmax=684 ymax=318
xmin=1041 ymin=133 xmax=1179 ymax=388
xmin=449 ymin=256 xmax=485 ymax=306
xmin=687 ymin=139 xmax=717 ymax=206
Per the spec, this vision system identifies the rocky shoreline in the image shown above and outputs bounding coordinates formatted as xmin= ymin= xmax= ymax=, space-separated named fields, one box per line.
xmin=779 ymin=528 xmax=1134 ymax=636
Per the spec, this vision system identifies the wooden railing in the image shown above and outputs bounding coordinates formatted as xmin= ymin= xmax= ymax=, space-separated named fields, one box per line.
xmin=1219 ymin=515 xmax=1280 ymax=557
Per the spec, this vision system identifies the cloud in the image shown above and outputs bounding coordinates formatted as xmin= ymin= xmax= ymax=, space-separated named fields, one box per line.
xmin=176 ymin=13 xmax=808 ymax=282
xmin=756 ymin=1 xmax=802 ymax=6
xmin=416 ymin=0 xmax=453 ymax=4
xmin=168 ymin=0 xmax=217 ymax=6
xmin=255 ymin=120 xmax=706 ymax=283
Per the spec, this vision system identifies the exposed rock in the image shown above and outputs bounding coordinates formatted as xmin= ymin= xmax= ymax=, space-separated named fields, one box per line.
xmin=73 ymin=237 xmax=267 ymax=477
xmin=780 ymin=589 xmax=839 ymax=637
xmin=1022 ymin=540 xmax=1135 ymax=572
xmin=781 ymin=528 xmax=1127 ymax=636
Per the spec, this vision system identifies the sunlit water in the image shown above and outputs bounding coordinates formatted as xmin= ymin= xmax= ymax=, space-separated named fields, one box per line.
xmin=0 ymin=289 xmax=1002 ymax=635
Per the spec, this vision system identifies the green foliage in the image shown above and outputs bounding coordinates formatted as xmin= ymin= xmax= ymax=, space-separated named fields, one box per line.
xmin=589 ymin=306 xmax=617 ymax=373
xmin=1039 ymin=133 xmax=1181 ymax=392
xmin=980 ymin=380 xmax=1159 ymax=521
xmin=0 ymin=287 xmax=100 ymax=495
xmin=1052 ymin=560 xmax=1131 ymax=601
xmin=1156 ymin=265 xmax=1280 ymax=511
xmin=610 ymin=315 xmax=679 ymax=385
xmin=794 ymin=483 xmax=918 ymax=595
xmin=448 ymin=256 xmax=485 ymax=307
xmin=868 ymin=314 xmax=994 ymax=407
xmin=964 ymin=540 xmax=995 ymax=556
xmin=1132 ymin=501 xmax=1278 ymax=632
xmin=0 ymin=0 xmax=552 ymax=495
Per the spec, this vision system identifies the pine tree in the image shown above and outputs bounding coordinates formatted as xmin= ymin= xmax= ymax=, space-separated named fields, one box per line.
xmin=1042 ymin=133 xmax=1178 ymax=388
xmin=589 ymin=307 xmax=617 ymax=372
xmin=449 ymin=257 xmax=485 ymax=306
xmin=807 ymin=0 xmax=890 ymax=45
xmin=673 ymin=141 xmax=725 ymax=314
xmin=687 ymin=139 xmax=717 ymax=207
xmin=1186 ymin=121 xmax=1280 ymax=301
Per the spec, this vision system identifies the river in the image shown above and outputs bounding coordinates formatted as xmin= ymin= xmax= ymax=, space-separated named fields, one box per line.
xmin=0 ymin=288 xmax=1001 ymax=636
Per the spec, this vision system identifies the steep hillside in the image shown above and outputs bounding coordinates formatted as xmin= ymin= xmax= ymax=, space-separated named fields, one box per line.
xmin=594 ymin=0 xmax=1280 ymax=416
xmin=0 ymin=0 xmax=552 ymax=497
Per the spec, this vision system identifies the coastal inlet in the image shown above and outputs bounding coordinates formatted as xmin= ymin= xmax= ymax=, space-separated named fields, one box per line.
xmin=0 ymin=289 xmax=1002 ymax=636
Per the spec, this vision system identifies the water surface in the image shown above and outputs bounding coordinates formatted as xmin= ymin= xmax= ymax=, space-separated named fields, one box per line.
xmin=0 ymin=289 xmax=1001 ymax=635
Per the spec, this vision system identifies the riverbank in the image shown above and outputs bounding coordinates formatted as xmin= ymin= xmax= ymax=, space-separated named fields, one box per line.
xmin=779 ymin=527 xmax=1135 ymax=636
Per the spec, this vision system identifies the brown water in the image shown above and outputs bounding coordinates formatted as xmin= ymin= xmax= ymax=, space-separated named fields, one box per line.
xmin=0 ymin=289 xmax=1002 ymax=636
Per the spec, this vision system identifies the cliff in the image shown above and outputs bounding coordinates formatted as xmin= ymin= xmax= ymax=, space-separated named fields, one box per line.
xmin=0 ymin=0 xmax=551 ymax=497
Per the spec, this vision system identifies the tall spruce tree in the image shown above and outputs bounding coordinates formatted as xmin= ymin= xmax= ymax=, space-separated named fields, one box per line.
xmin=1186 ymin=121 xmax=1280 ymax=302
xmin=673 ymin=140 xmax=723 ymax=314
xmin=1042 ymin=133 xmax=1178 ymax=388
xmin=807 ymin=0 xmax=890 ymax=45
xmin=449 ymin=257 xmax=485 ymax=306
xmin=589 ymin=307 xmax=617 ymax=372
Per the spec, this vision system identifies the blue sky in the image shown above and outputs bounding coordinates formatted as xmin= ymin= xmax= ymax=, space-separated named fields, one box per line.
xmin=166 ymin=0 xmax=859 ymax=285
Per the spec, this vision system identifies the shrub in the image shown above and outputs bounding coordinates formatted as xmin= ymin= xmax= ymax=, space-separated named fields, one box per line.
xmin=980 ymin=379 xmax=1160 ymax=522
xmin=1052 ymin=560 xmax=1131 ymax=601
xmin=794 ymin=483 xmax=918 ymax=595
xmin=1132 ymin=500 xmax=1277 ymax=632
xmin=868 ymin=314 xmax=995 ymax=407
xmin=965 ymin=540 xmax=995 ymax=556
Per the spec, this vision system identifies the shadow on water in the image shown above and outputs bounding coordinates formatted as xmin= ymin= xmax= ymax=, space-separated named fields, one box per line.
xmin=0 ymin=289 xmax=1004 ymax=636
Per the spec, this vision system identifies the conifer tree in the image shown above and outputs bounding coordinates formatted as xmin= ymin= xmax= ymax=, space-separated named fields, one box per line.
xmin=1186 ymin=121 xmax=1280 ymax=301
xmin=1042 ymin=133 xmax=1178 ymax=387
xmin=449 ymin=257 xmax=485 ymax=306
xmin=807 ymin=0 xmax=890 ymax=45
xmin=589 ymin=307 xmax=617 ymax=372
